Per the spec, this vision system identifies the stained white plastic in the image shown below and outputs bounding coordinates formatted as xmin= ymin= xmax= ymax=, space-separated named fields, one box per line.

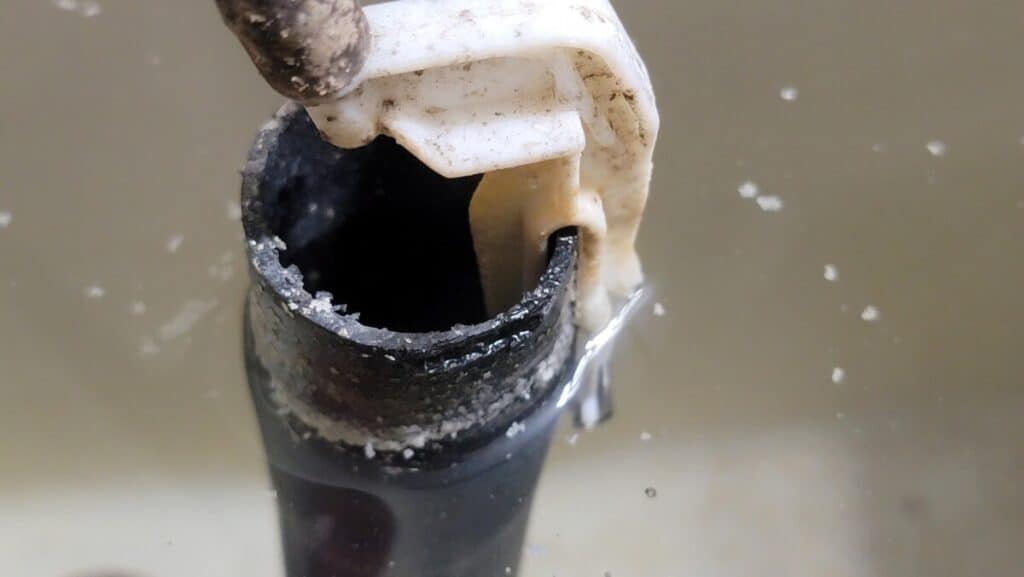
xmin=307 ymin=0 xmax=659 ymax=330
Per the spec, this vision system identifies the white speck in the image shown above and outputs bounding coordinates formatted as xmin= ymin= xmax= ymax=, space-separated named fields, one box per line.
xmin=779 ymin=86 xmax=799 ymax=102
xmin=53 ymin=0 xmax=101 ymax=17
xmin=207 ymin=262 xmax=235 ymax=282
xmin=402 ymin=448 xmax=414 ymax=460
xmin=836 ymin=412 xmax=846 ymax=420
xmin=0 ymin=212 xmax=11 ymax=229
xmin=165 ymin=233 xmax=185 ymax=253
xmin=129 ymin=301 xmax=147 ymax=316
xmin=306 ymin=291 xmax=339 ymax=315
xmin=506 ymin=421 xmax=526 ymax=439
xmin=926 ymin=140 xmax=947 ymax=157
xmin=756 ymin=195 xmax=784 ymax=212
xmin=871 ymin=143 xmax=887 ymax=153
xmin=832 ymin=367 xmax=846 ymax=384
xmin=653 ymin=302 xmax=666 ymax=317
xmin=364 ymin=442 xmax=376 ymax=459
xmin=824 ymin=264 xmax=839 ymax=282
xmin=738 ymin=180 xmax=759 ymax=199
xmin=640 ymin=431 xmax=653 ymax=442
xmin=84 ymin=285 xmax=106 ymax=299
xmin=79 ymin=1 xmax=101 ymax=17
xmin=226 ymin=201 xmax=242 ymax=221
xmin=139 ymin=336 xmax=160 ymax=356
xmin=158 ymin=299 xmax=218 ymax=341
xmin=271 ymin=236 xmax=287 ymax=250
xmin=260 ymin=118 xmax=281 ymax=133
xmin=861 ymin=305 xmax=881 ymax=322
xmin=566 ymin=433 xmax=579 ymax=446
xmin=505 ymin=567 xmax=512 ymax=575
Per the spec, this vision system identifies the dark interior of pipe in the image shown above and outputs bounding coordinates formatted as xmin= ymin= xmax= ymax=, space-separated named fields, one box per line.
xmin=258 ymin=112 xmax=564 ymax=333
xmin=272 ymin=135 xmax=485 ymax=332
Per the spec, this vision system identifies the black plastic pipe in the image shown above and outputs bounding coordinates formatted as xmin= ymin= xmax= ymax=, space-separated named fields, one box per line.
xmin=240 ymin=104 xmax=579 ymax=577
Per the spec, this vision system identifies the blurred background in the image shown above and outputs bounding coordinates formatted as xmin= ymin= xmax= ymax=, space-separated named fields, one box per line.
xmin=1 ymin=1 xmax=1022 ymax=576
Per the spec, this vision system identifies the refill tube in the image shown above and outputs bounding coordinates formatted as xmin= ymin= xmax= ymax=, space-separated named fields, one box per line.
xmin=240 ymin=105 xmax=579 ymax=577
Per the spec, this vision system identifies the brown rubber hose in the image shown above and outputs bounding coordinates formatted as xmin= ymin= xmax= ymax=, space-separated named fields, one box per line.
xmin=215 ymin=0 xmax=369 ymax=104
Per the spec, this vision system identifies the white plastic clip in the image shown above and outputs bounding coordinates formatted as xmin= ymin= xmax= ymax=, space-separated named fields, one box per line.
xmin=307 ymin=0 xmax=659 ymax=333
